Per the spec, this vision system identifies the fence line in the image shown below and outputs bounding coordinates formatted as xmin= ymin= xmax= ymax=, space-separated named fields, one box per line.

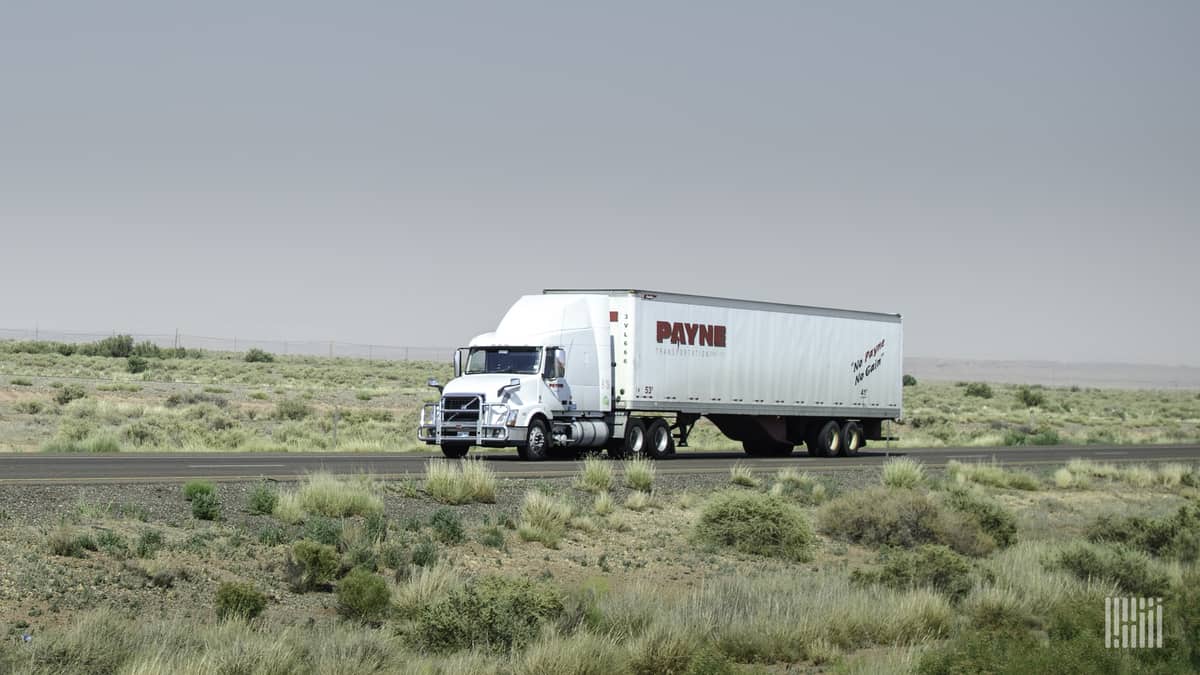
xmin=0 ymin=327 xmax=453 ymax=362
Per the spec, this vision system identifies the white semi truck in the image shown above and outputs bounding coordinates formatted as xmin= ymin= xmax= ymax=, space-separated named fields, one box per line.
xmin=418 ymin=289 xmax=902 ymax=460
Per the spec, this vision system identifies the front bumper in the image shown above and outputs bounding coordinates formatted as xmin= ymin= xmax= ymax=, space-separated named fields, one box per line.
xmin=418 ymin=400 xmax=528 ymax=446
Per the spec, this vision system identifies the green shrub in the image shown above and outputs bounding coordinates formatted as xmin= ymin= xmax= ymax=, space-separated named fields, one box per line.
xmin=1015 ymin=386 xmax=1046 ymax=408
xmin=191 ymin=491 xmax=221 ymax=520
xmin=10 ymin=377 xmax=32 ymax=386
xmin=852 ymin=544 xmax=975 ymax=601
xmin=215 ymin=581 xmax=267 ymax=621
xmin=303 ymin=516 xmax=342 ymax=546
xmin=336 ymin=568 xmax=391 ymax=622
xmin=79 ymin=334 xmax=134 ymax=358
xmin=126 ymin=355 xmax=149 ymax=374
xmin=818 ymin=486 xmax=995 ymax=556
xmin=245 ymin=347 xmax=275 ymax=363
xmin=430 ymin=508 xmax=464 ymax=544
xmin=183 ymin=479 xmax=216 ymax=501
xmin=1087 ymin=504 xmax=1200 ymax=562
xmin=14 ymin=400 xmax=44 ymax=414
xmin=132 ymin=341 xmax=162 ymax=358
xmin=364 ymin=511 xmax=389 ymax=544
xmin=54 ymin=384 xmax=87 ymax=405
xmin=411 ymin=537 xmax=439 ymax=568
xmin=95 ymin=530 xmax=127 ymax=557
xmin=287 ymin=540 xmax=339 ymax=591
xmin=478 ymin=526 xmax=505 ymax=549
xmin=695 ymin=491 xmax=814 ymax=561
xmin=963 ymin=382 xmax=993 ymax=399
xmin=942 ymin=487 xmax=1018 ymax=549
xmin=903 ymin=374 xmax=918 ymax=386
xmin=413 ymin=575 xmax=563 ymax=653
xmin=135 ymin=530 xmax=165 ymax=558
xmin=275 ymin=398 xmax=311 ymax=420
xmin=257 ymin=524 xmax=287 ymax=546
xmin=164 ymin=391 xmax=228 ymax=408
xmin=1054 ymin=542 xmax=1170 ymax=597
xmin=247 ymin=481 xmax=278 ymax=515
xmin=47 ymin=527 xmax=95 ymax=558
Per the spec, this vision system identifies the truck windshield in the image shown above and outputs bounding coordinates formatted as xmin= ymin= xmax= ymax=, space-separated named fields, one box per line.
xmin=465 ymin=347 xmax=541 ymax=375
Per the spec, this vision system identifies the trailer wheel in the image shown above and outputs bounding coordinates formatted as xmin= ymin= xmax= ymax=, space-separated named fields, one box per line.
xmin=622 ymin=418 xmax=647 ymax=457
xmin=645 ymin=419 xmax=674 ymax=459
xmin=842 ymin=421 xmax=863 ymax=457
xmin=440 ymin=443 xmax=469 ymax=459
xmin=523 ymin=418 xmax=550 ymax=461
xmin=806 ymin=420 xmax=842 ymax=457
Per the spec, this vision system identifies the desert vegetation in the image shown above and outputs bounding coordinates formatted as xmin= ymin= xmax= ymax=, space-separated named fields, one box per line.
xmin=0 ymin=454 xmax=1198 ymax=673
xmin=2 ymin=336 xmax=1199 ymax=454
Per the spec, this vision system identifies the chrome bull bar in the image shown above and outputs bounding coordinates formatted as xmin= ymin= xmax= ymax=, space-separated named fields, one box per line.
xmin=418 ymin=395 xmax=510 ymax=444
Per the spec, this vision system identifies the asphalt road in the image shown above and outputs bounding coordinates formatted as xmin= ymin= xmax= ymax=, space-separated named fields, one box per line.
xmin=1 ymin=444 xmax=1198 ymax=484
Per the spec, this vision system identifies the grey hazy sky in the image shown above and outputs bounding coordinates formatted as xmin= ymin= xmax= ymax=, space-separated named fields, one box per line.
xmin=1 ymin=1 xmax=1197 ymax=365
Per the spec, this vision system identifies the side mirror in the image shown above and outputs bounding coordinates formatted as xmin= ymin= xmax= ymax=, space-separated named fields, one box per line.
xmin=427 ymin=378 xmax=443 ymax=394
xmin=497 ymin=377 xmax=521 ymax=398
xmin=453 ymin=348 xmax=465 ymax=378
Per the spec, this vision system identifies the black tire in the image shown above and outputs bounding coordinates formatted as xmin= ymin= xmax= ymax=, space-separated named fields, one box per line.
xmin=622 ymin=418 xmax=647 ymax=457
xmin=645 ymin=419 xmax=675 ymax=459
xmin=805 ymin=420 xmax=842 ymax=457
xmin=604 ymin=440 xmax=626 ymax=460
xmin=523 ymin=418 xmax=550 ymax=461
xmin=842 ymin=421 xmax=863 ymax=457
xmin=440 ymin=443 xmax=469 ymax=459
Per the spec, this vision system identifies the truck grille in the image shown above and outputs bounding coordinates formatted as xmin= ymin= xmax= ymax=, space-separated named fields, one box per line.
xmin=441 ymin=395 xmax=481 ymax=423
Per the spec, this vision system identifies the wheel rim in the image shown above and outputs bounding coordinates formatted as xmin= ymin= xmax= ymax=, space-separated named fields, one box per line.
xmin=847 ymin=430 xmax=860 ymax=451
xmin=828 ymin=429 xmax=840 ymax=452
xmin=530 ymin=428 xmax=546 ymax=453
xmin=653 ymin=427 xmax=669 ymax=453
xmin=630 ymin=428 xmax=644 ymax=454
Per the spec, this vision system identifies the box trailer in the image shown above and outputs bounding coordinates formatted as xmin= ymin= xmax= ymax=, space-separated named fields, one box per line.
xmin=418 ymin=289 xmax=902 ymax=460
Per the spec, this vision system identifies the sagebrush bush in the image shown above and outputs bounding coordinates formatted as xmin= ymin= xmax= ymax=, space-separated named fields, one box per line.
xmin=411 ymin=537 xmax=439 ymax=568
xmin=623 ymin=457 xmax=655 ymax=492
xmin=942 ymin=487 xmax=1018 ymax=549
xmin=183 ymin=479 xmax=215 ymax=501
xmin=215 ymin=581 xmax=267 ymax=621
xmin=274 ymin=398 xmax=312 ymax=420
xmin=576 ymin=456 xmax=613 ymax=493
xmin=247 ymin=481 xmax=278 ymax=515
xmin=696 ymin=491 xmax=814 ymax=561
xmin=518 ymin=491 xmax=573 ymax=548
xmin=882 ymin=457 xmax=925 ymax=488
xmin=244 ymin=348 xmax=275 ymax=363
xmin=430 ymin=508 xmax=464 ymax=544
xmin=191 ymin=491 xmax=221 ymax=520
xmin=54 ymin=383 xmax=87 ymax=405
xmin=1087 ymin=504 xmax=1200 ymax=562
xmin=903 ymin=374 xmax=918 ymax=386
xmin=963 ymin=382 xmax=993 ymax=399
xmin=1054 ymin=542 xmax=1170 ymax=597
xmin=135 ymin=530 xmax=164 ymax=558
xmin=818 ymin=486 xmax=995 ymax=556
xmin=336 ymin=568 xmax=390 ymax=622
xmin=287 ymin=540 xmax=339 ymax=591
xmin=125 ymin=355 xmax=149 ymax=374
xmin=47 ymin=527 xmax=94 ymax=558
xmin=1015 ymin=386 xmax=1046 ymax=408
xmin=412 ymin=575 xmax=563 ymax=653
xmin=852 ymin=545 xmax=975 ymax=601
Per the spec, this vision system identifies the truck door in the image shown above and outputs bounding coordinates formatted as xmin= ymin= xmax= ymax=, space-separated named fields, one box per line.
xmin=543 ymin=347 xmax=571 ymax=408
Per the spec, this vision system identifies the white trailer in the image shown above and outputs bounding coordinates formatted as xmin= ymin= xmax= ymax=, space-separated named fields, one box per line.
xmin=418 ymin=289 xmax=902 ymax=460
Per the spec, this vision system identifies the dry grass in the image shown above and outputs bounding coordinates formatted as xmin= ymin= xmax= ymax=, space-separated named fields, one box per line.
xmin=575 ymin=456 xmax=613 ymax=493
xmin=881 ymin=457 xmax=925 ymax=489
xmin=729 ymin=463 xmax=759 ymax=487
xmin=945 ymin=460 xmax=1040 ymax=490
xmin=622 ymin=457 xmax=655 ymax=492
xmin=294 ymin=472 xmax=383 ymax=517
xmin=425 ymin=458 xmax=497 ymax=505
xmin=593 ymin=492 xmax=615 ymax=516
xmin=517 ymin=491 xmax=574 ymax=548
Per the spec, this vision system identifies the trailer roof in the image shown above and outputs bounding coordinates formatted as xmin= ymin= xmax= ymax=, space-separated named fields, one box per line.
xmin=542 ymin=289 xmax=901 ymax=323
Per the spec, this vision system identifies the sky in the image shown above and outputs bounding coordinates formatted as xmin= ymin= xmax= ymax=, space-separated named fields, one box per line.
xmin=1 ymin=1 xmax=1197 ymax=365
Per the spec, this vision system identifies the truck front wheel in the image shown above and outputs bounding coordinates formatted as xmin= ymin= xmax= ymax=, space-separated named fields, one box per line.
xmin=441 ymin=443 xmax=469 ymax=459
xmin=522 ymin=418 xmax=550 ymax=461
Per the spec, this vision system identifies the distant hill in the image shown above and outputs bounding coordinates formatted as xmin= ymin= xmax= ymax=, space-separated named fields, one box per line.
xmin=904 ymin=357 xmax=1200 ymax=390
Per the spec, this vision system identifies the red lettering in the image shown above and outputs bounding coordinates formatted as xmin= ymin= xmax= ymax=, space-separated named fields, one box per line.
xmin=698 ymin=324 xmax=713 ymax=346
xmin=671 ymin=323 xmax=686 ymax=345
xmin=656 ymin=321 xmax=671 ymax=343
xmin=685 ymin=323 xmax=699 ymax=345
xmin=713 ymin=325 xmax=726 ymax=348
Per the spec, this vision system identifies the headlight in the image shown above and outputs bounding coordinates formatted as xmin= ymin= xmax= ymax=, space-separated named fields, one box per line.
xmin=505 ymin=410 xmax=519 ymax=427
